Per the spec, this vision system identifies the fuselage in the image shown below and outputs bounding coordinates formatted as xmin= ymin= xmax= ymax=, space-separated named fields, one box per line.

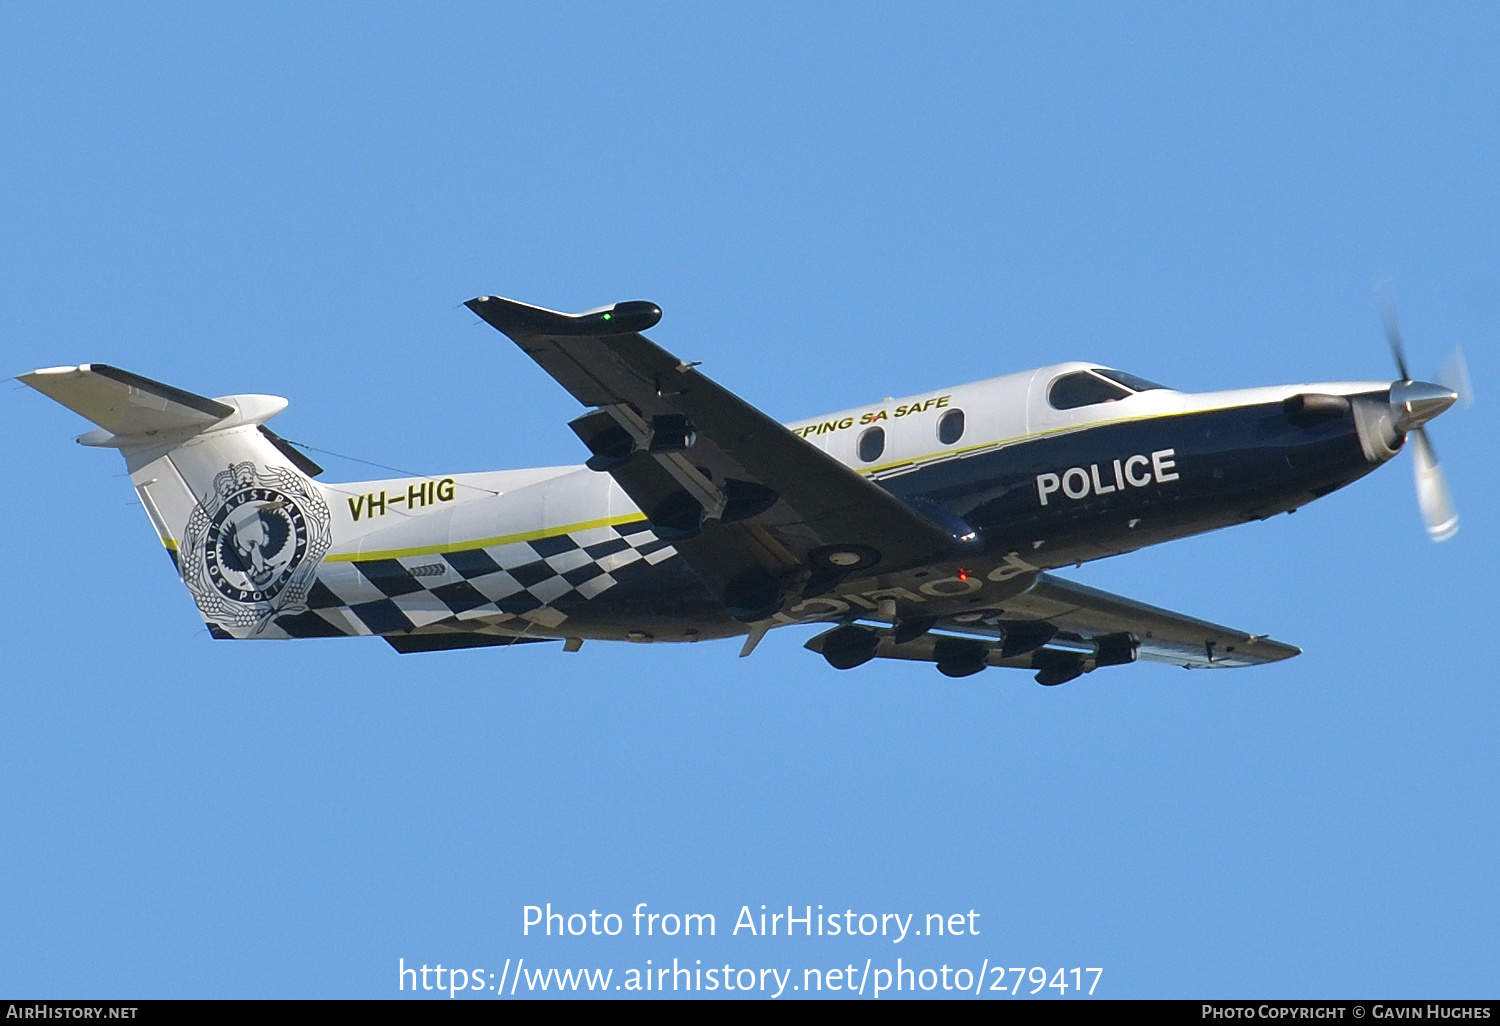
xmin=278 ymin=363 xmax=1399 ymax=646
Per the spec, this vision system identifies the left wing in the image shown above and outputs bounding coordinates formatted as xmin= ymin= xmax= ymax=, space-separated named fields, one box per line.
xmin=466 ymin=296 xmax=967 ymax=620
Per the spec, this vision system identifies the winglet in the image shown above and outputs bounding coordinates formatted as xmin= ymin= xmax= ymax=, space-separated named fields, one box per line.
xmin=466 ymin=296 xmax=662 ymax=340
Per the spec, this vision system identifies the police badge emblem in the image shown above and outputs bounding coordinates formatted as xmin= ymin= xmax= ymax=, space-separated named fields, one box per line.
xmin=180 ymin=462 xmax=332 ymax=633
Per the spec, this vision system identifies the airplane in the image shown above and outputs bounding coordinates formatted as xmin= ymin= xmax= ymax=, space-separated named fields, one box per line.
xmin=18 ymin=294 xmax=1464 ymax=685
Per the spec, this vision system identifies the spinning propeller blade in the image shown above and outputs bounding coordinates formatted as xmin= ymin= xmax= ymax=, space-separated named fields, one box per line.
xmin=1410 ymin=428 xmax=1458 ymax=542
xmin=1437 ymin=347 xmax=1474 ymax=409
xmin=1377 ymin=292 xmax=1462 ymax=541
xmin=1377 ymin=288 xmax=1411 ymax=382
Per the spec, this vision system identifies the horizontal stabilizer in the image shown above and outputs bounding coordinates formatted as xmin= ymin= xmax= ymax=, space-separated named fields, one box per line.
xmin=19 ymin=364 xmax=233 ymax=437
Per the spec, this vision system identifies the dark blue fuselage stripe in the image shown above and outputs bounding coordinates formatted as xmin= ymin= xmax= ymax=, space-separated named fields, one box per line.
xmin=882 ymin=398 xmax=1377 ymax=560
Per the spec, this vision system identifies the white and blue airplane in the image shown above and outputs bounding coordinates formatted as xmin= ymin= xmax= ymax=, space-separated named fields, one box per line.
xmin=20 ymin=295 xmax=1461 ymax=684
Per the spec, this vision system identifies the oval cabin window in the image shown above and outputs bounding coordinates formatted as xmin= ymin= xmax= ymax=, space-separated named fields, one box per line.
xmin=938 ymin=408 xmax=965 ymax=445
xmin=857 ymin=426 xmax=885 ymax=463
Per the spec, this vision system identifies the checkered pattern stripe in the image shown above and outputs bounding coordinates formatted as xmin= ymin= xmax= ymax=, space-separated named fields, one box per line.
xmin=268 ymin=520 xmax=676 ymax=639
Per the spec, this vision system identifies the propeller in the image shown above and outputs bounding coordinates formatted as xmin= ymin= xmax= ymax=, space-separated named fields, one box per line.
xmin=1409 ymin=428 xmax=1458 ymax=542
xmin=1437 ymin=346 xmax=1474 ymax=409
xmin=1376 ymin=289 xmax=1463 ymax=541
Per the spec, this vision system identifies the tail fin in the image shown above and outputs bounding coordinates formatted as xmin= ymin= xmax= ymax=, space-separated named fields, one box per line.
xmin=21 ymin=364 xmax=333 ymax=636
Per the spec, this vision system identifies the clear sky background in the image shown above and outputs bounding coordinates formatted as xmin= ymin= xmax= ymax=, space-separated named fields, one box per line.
xmin=2 ymin=3 xmax=1495 ymax=1000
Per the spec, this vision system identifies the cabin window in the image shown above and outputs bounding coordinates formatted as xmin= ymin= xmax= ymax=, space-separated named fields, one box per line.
xmin=1048 ymin=371 xmax=1133 ymax=410
xmin=937 ymin=408 xmax=965 ymax=445
xmin=857 ymin=426 xmax=885 ymax=463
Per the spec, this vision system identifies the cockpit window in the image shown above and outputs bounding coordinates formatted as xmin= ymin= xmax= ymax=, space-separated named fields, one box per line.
xmin=1048 ymin=371 xmax=1132 ymax=410
xmin=1094 ymin=368 xmax=1169 ymax=392
xmin=1048 ymin=368 xmax=1172 ymax=410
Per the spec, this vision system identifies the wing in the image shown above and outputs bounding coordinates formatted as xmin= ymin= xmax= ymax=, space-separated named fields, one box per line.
xmin=466 ymin=296 xmax=965 ymax=620
xmin=986 ymin=573 xmax=1300 ymax=669
xmin=806 ymin=571 xmax=1299 ymax=683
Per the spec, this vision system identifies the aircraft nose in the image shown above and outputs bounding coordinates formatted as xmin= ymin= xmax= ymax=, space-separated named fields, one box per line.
xmin=1390 ymin=380 xmax=1458 ymax=432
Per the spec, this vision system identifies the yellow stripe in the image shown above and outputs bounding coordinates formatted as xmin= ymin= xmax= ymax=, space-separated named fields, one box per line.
xmin=331 ymin=409 xmax=1184 ymax=560
xmin=163 ymin=402 xmax=1242 ymax=562
xmin=322 ymin=514 xmax=650 ymax=563
xmin=859 ymin=405 xmax=1208 ymax=476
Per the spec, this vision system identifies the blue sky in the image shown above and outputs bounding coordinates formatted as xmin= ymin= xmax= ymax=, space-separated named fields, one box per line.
xmin=2 ymin=3 xmax=1495 ymax=999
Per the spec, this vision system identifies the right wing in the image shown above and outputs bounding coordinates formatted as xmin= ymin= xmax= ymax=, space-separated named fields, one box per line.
xmin=806 ymin=571 xmax=1299 ymax=682
xmin=983 ymin=572 xmax=1301 ymax=669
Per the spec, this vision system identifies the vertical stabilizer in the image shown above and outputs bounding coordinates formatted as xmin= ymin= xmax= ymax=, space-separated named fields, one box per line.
xmin=20 ymin=365 xmax=333 ymax=637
